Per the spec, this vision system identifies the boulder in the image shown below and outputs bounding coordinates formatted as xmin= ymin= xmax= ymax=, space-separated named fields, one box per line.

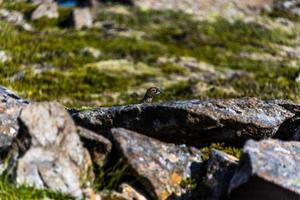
xmin=73 ymin=98 xmax=296 ymax=146
xmin=203 ymin=149 xmax=238 ymax=200
xmin=15 ymin=102 xmax=93 ymax=198
xmin=229 ymin=139 xmax=300 ymax=200
xmin=111 ymin=128 xmax=202 ymax=199
xmin=31 ymin=0 xmax=59 ymax=20
xmin=0 ymin=86 xmax=28 ymax=148
xmin=72 ymin=8 xmax=93 ymax=29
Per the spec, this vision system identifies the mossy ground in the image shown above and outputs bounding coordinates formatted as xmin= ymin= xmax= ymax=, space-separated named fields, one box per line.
xmin=0 ymin=1 xmax=300 ymax=199
xmin=1 ymin=2 xmax=299 ymax=108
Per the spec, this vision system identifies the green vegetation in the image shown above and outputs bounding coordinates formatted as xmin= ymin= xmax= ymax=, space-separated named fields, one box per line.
xmin=0 ymin=3 xmax=299 ymax=107
xmin=0 ymin=176 xmax=74 ymax=200
xmin=201 ymin=143 xmax=242 ymax=160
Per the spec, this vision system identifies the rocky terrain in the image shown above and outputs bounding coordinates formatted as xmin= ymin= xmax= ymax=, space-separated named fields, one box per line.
xmin=0 ymin=0 xmax=300 ymax=199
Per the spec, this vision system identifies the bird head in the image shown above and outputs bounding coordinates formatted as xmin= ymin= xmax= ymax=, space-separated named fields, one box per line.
xmin=145 ymin=87 xmax=162 ymax=98
xmin=141 ymin=87 xmax=162 ymax=103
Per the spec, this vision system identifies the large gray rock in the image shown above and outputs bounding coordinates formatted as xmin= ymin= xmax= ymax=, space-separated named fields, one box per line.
xmin=31 ymin=0 xmax=59 ymax=20
xmin=73 ymin=98 xmax=297 ymax=146
xmin=15 ymin=102 xmax=93 ymax=198
xmin=111 ymin=128 xmax=202 ymax=200
xmin=0 ymin=86 xmax=28 ymax=148
xmin=229 ymin=139 xmax=300 ymax=200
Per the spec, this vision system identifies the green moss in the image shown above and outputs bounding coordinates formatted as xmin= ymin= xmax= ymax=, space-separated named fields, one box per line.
xmin=201 ymin=143 xmax=242 ymax=160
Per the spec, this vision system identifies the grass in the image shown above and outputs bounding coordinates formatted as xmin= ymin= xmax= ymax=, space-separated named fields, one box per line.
xmin=0 ymin=176 xmax=74 ymax=200
xmin=0 ymin=4 xmax=299 ymax=107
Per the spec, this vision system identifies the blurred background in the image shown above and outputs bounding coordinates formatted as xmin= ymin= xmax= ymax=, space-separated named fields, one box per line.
xmin=0 ymin=0 xmax=299 ymax=107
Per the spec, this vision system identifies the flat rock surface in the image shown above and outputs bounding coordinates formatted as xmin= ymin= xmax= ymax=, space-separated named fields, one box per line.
xmin=229 ymin=139 xmax=300 ymax=200
xmin=73 ymin=98 xmax=295 ymax=146
xmin=111 ymin=128 xmax=202 ymax=200
xmin=16 ymin=102 xmax=93 ymax=198
xmin=0 ymin=86 xmax=28 ymax=147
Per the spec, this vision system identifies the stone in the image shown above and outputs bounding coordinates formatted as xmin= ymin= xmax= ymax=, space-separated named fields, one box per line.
xmin=72 ymin=8 xmax=93 ymax=29
xmin=129 ymin=0 xmax=275 ymax=19
xmin=73 ymin=98 xmax=296 ymax=146
xmin=15 ymin=102 xmax=93 ymax=198
xmin=81 ymin=47 xmax=102 ymax=58
xmin=0 ymin=9 xmax=33 ymax=31
xmin=0 ymin=50 xmax=10 ymax=63
xmin=111 ymin=128 xmax=202 ymax=199
xmin=274 ymin=0 xmax=300 ymax=16
xmin=229 ymin=139 xmax=300 ymax=200
xmin=204 ymin=149 xmax=238 ymax=200
xmin=0 ymin=85 xmax=28 ymax=148
xmin=31 ymin=0 xmax=59 ymax=20
xmin=98 ymin=183 xmax=148 ymax=200
xmin=77 ymin=126 xmax=112 ymax=167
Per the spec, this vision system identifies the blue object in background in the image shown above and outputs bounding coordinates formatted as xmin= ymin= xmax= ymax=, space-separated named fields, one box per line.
xmin=58 ymin=0 xmax=78 ymax=7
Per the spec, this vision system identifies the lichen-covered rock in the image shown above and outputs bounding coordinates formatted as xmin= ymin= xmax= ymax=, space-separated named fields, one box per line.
xmin=31 ymin=0 xmax=59 ymax=20
xmin=111 ymin=128 xmax=202 ymax=199
xmin=0 ymin=86 xmax=28 ymax=148
xmin=15 ymin=102 xmax=93 ymax=198
xmin=229 ymin=139 xmax=300 ymax=200
xmin=98 ymin=183 xmax=148 ymax=200
xmin=73 ymin=98 xmax=295 ymax=146
xmin=204 ymin=149 xmax=238 ymax=200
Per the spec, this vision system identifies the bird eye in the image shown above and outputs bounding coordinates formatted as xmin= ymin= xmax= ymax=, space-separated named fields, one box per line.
xmin=151 ymin=88 xmax=156 ymax=92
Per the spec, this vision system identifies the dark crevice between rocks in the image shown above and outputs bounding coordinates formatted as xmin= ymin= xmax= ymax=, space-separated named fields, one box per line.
xmin=229 ymin=175 xmax=300 ymax=200
xmin=273 ymin=111 xmax=300 ymax=141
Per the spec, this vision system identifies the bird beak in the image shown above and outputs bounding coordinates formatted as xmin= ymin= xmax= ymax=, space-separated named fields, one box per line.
xmin=157 ymin=89 xmax=162 ymax=95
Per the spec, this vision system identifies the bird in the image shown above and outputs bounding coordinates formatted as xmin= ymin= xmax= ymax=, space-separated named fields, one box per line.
xmin=141 ymin=87 xmax=162 ymax=103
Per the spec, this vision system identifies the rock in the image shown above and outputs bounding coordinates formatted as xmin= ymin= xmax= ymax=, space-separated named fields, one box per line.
xmin=8 ymin=63 xmax=57 ymax=83
xmin=274 ymin=0 xmax=300 ymax=17
xmin=229 ymin=139 xmax=300 ymax=200
xmin=77 ymin=126 xmax=112 ymax=167
xmin=81 ymin=47 xmax=102 ymax=58
xmin=73 ymin=98 xmax=295 ymax=146
xmin=0 ymin=85 xmax=28 ymax=148
xmin=0 ymin=9 xmax=33 ymax=31
xmin=99 ymin=183 xmax=148 ymax=200
xmin=0 ymin=50 xmax=10 ymax=63
xmin=111 ymin=128 xmax=202 ymax=199
xmin=15 ymin=102 xmax=93 ymax=198
xmin=119 ymin=183 xmax=148 ymax=200
xmin=72 ymin=8 xmax=93 ymax=29
xmin=204 ymin=149 xmax=238 ymax=200
xmin=31 ymin=0 xmax=59 ymax=20
xmin=129 ymin=0 xmax=275 ymax=19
